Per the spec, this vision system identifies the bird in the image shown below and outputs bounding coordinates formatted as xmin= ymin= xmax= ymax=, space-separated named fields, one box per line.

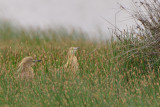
xmin=64 ymin=47 xmax=79 ymax=72
xmin=17 ymin=56 xmax=41 ymax=80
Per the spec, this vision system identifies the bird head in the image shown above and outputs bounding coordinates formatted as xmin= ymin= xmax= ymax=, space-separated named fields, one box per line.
xmin=68 ymin=47 xmax=79 ymax=56
xmin=19 ymin=56 xmax=41 ymax=67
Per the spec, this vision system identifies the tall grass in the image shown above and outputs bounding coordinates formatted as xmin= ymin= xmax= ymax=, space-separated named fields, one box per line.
xmin=0 ymin=0 xmax=160 ymax=105
xmin=0 ymin=21 xmax=159 ymax=106
xmin=113 ymin=0 xmax=160 ymax=73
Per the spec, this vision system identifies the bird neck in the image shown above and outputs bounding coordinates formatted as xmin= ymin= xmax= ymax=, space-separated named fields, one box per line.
xmin=19 ymin=64 xmax=33 ymax=71
xmin=68 ymin=53 xmax=76 ymax=59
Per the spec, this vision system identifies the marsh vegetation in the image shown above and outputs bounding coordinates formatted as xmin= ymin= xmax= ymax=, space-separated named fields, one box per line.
xmin=0 ymin=0 xmax=160 ymax=106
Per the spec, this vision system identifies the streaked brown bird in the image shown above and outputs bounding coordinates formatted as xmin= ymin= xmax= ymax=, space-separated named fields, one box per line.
xmin=64 ymin=47 xmax=79 ymax=72
xmin=17 ymin=56 xmax=41 ymax=80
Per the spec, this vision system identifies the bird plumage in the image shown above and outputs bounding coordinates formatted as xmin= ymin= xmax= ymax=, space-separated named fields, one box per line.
xmin=64 ymin=47 xmax=79 ymax=72
xmin=17 ymin=56 xmax=41 ymax=80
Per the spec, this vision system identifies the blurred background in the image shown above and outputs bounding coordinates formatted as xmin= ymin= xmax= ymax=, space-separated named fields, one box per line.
xmin=0 ymin=0 xmax=134 ymax=39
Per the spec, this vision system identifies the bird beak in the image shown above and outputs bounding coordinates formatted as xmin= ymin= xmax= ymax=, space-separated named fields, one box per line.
xmin=74 ymin=47 xmax=79 ymax=50
xmin=32 ymin=60 xmax=42 ymax=62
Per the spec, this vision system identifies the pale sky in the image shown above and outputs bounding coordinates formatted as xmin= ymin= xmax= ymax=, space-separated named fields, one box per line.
xmin=0 ymin=0 xmax=134 ymax=38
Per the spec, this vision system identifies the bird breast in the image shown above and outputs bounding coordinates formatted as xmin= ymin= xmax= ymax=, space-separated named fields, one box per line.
xmin=67 ymin=56 xmax=79 ymax=70
xmin=18 ymin=66 xmax=34 ymax=79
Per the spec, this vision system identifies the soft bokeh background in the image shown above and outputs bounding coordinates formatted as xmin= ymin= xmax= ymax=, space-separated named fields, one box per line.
xmin=0 ymin=0 xmax=134 ymax=39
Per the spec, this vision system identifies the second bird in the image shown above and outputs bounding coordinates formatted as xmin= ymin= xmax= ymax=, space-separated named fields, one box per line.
xmin=64 ymin=47 xmax=79 ymax=72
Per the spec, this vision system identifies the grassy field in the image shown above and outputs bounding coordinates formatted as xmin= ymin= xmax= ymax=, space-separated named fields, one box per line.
xmin=0 ymin=23 xmax=159 ymax=107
